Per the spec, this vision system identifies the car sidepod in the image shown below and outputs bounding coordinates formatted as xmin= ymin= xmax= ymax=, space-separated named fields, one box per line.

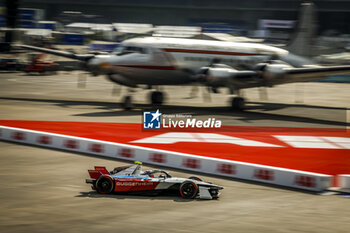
xmin=113 ymin=177 xmax=160 ymax=192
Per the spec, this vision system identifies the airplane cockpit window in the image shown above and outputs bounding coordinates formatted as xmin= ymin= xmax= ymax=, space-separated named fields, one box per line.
xmin=114 ymin=45 xmax=147 ymax=55
xmin=113 ymin=46 xmax=124 ymax=54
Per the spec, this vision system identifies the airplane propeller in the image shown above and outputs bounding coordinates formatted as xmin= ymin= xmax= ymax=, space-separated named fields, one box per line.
xmin=77 ymin=71 xmax=88 ymax=88
xmin=111 ymin=84 xmax=123 ymax=96
xmin=187 ymin=58 xmax=227 ymax=102
xmin=76 ymin=60 xmax=93 ymax=89
xmin=74 ymin=58 xmax=124 ymax=97
xmin=75 ymin=60 xmax=89 ymax=88
xmin=253 ymin=58 xmax=294 ymax=101
xmin=190 ymin=58 xmax=294 ymax=104
xmin=202 ymin=86 xmax=212 ymax=103
xmin=258 ymin=87 xmax=268 ymax=101
xmin=294 ymin=83 xmax=305 ymax=103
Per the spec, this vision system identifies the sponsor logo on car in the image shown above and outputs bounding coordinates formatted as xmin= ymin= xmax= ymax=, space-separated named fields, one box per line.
xmin=116 ymin=181 xmax=155 ymax=186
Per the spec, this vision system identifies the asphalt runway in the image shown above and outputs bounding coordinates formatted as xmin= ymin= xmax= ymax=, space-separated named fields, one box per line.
xmin=0 ymin=71 xmax=349 ymax=127
xmin=0 ymin=71 xmax=350 ymax=233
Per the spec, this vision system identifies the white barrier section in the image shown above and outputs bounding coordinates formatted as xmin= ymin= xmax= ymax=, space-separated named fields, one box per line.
xmin=0 ymin=125 xmax=332 ymax=192
xmin=338 ymin=175 xmax=350 ymax=189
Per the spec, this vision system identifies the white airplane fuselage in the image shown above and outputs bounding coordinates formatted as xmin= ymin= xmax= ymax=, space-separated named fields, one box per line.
xmin=22 ymin=3 xmax=350 ymax=109
xmin=89 ymin=37 xmax=290 ymax=86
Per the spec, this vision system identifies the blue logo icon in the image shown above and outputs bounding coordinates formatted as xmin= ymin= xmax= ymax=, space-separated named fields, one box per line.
xmin=143 ymin=109 xmax=162 ymax=129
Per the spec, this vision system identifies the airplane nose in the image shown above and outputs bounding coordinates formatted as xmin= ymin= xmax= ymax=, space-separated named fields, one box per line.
xmin=99 ymin=62 xmax=111 ymax=69
xmin=87 ymin=57 xmax=112 ymax=75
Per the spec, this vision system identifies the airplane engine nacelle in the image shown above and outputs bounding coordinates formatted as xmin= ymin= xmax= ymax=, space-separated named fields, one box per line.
xmin=204 ymin=66 xmax=238 ymax=87
xmin=255 ymin=63 xmax=293 ymax=87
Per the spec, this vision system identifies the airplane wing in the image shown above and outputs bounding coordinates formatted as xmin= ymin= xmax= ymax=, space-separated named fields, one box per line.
xmin=202 ymin=64 xmax=350 ymax=90
xmin=279 ymin=65 xmax=350 ymax=84
xmin=20 ymin=45 xmax=94 ymax=62
xmin=256 ymin=65 xmax=350 ymax=87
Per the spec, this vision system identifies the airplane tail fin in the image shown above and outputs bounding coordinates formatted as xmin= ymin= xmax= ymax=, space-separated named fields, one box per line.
xmin=287 ymin=2 xmax=317 ymax=57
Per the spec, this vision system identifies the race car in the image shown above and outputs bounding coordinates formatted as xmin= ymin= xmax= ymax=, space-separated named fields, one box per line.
xmin=86 ymin=161 xmax=223 ymax=199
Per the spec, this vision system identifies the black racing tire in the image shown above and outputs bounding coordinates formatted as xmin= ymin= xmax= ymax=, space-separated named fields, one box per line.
xmin=179 ymin=181 xmax=198 ymax=199
xmin=188 ymin=176 xmax=203 ymax=181
xmin=231 ymin=97 xmax=245 ymax=111
xmin=95 ymin=175 xmax=114 ymax=194
xmin=122 ymin=96 xmax=133 ymax=110
xmin=150 ymin=91 xmax=164 ymax=105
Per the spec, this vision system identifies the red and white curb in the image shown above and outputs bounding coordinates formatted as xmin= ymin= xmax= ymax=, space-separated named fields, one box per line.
xmin=0 ymin=125 xmax=334 ymax=192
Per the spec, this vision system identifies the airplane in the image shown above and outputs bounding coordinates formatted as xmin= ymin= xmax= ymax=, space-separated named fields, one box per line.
xmin=20 ymin=2 xmax=350 ymax=110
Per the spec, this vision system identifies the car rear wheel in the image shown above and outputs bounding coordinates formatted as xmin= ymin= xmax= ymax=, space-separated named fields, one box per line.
xmin=95 ymin=175 xmax=114 ymax=194
xmin=179 ymin=181 xmax=198 ymax=199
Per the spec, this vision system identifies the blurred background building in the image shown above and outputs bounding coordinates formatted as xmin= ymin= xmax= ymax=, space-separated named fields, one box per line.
xmin=2 ymin=0 xmax=348 ymax=35
xmin=0 ymin=1 xmax=349 ymax=83
xmin=0 ymin=0 xmax=350 ymax=58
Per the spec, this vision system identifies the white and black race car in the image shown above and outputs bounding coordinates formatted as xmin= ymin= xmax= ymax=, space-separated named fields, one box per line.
xmin=86 ymin=162 xmax=223 ymax=199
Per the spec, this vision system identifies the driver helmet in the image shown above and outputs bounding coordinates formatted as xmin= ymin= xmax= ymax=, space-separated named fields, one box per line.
xmin=143 ymin=170 xmax=154 ymax=177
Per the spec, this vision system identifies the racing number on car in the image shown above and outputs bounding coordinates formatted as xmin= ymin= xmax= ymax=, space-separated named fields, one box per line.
xmin=253 ymin=169 xmax=274 ymax=181
xmin=12 ymin=132 xmax=25 ymax=140
xmin=217 ymin=164 xmax=236 ymax=174
xmin=149 ymin=153 xmax=166 ymax=163
xmin=182 ymin=158 xmax=201 ymax=169
xmin=118 ymin=148 xmax=134 ymax=158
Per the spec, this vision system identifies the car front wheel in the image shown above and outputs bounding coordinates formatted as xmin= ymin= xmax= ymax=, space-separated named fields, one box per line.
xmin=179 ymin=181 xmax=198 ymax=199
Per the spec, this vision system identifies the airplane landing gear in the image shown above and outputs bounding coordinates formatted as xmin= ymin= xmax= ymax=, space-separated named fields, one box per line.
xmin=122 ymin=95 xmax=133 ymax=110
xmin=231 ymin=97 xmax=245 ymax=111
xmin=150 ymin=91 xmax=164 ymax=105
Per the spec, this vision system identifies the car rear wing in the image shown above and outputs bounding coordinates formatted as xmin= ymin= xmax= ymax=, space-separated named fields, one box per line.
xmin=88 ymin=170 xmax=101 ymax=179
xmin=88 ymin=166 xmax=111 ymax=180
xmin=94 ymin=166 xmax=111 ymax=175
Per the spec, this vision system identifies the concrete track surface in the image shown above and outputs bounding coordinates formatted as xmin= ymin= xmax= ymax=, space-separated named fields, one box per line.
xmin=1 ymin=142 xmax=350 ymax=233
xmin=0 ymin=71 xmax=350 ymax=233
